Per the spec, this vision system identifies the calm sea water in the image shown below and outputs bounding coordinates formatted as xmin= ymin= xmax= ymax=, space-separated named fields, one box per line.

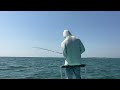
xmin=0 ymin=57 xmax=120 ymax=79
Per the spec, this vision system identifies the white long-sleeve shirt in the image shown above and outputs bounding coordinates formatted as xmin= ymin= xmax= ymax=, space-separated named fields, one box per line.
xmin=61 ymin=30 xmax=85 ymax=65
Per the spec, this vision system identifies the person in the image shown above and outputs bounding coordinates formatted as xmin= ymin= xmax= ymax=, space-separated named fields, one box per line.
xmin=61 ymin=30 xmax=85 ymax=79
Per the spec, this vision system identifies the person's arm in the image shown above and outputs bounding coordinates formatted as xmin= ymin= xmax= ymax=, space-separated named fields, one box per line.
xmin=79 ymin=39 xmax=85 ymax=54
xmin=61 ymin=42 xmax=67 ymax=58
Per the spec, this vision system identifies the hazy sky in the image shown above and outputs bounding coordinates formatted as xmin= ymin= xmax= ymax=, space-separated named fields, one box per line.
xmin=0 ymin=11 xmax=120 ymax=58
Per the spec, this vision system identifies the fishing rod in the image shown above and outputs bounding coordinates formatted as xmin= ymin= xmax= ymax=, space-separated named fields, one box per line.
xmin=32 ymin=47 xmax=63 ymax=54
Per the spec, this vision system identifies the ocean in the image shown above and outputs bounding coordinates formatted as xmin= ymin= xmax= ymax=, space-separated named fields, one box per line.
xmin=0 ymin=57 xmax=120 ymax=79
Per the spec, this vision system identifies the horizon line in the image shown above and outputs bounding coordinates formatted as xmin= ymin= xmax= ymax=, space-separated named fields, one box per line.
xmin=0 ymin=56 xmax=120 ymax=58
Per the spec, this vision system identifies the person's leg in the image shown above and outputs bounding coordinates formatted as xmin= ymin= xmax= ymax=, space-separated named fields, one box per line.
xmin=73 ymin=67 xmax=81 ymax=79
xmin=65 ymin=67 xmax=73 ymax=79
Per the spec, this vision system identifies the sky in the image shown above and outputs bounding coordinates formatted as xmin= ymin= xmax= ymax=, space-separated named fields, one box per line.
xmin=0 ymin=11 xmax=120 ymax=58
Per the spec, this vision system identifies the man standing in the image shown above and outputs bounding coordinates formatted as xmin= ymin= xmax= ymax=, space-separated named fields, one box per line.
xmin=61 ymin=30 xmax=85 ymax=79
